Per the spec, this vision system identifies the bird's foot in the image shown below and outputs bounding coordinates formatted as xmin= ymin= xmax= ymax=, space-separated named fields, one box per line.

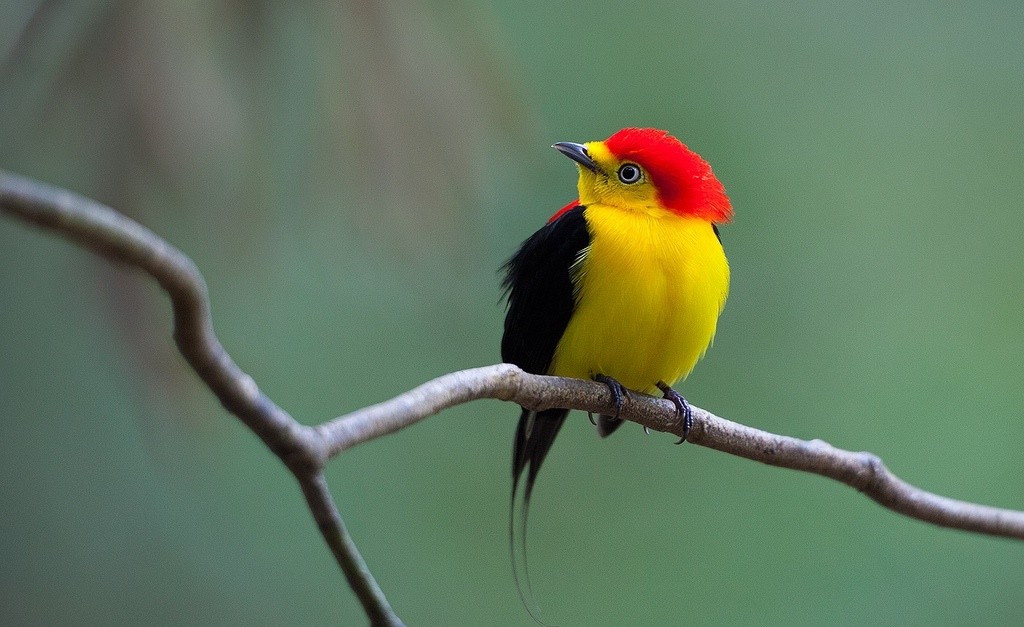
xmin=656 ymin=381 xmax=692 ymax=444
xmin=594 ymin=374 xmax=628 ymax=421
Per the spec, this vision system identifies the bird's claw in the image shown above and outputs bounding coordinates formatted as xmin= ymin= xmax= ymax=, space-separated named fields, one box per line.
xmin=656 ymin=381 xmax=692 ymax=444
xmin=594 ymin=374 xmax=627 ymax=421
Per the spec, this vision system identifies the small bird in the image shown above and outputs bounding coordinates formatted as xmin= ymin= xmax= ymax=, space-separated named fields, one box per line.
xmin=500 ymin=127 xmax=732 ymax=615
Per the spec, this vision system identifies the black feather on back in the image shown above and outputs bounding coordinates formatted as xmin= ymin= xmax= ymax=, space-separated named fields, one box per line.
xmin=501 ymin=205 xmax=589 ymax=619
xmin=501 ymin=205 xmax=589 ymax=376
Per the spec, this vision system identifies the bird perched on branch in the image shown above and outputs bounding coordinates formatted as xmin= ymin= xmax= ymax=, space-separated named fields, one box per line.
xmin=501 ymin=127 xmax=732 ymax=617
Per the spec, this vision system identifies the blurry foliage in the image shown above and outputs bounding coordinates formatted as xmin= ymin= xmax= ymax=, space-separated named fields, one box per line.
xmin=2 ymin=0 xmax=1024 ymax=624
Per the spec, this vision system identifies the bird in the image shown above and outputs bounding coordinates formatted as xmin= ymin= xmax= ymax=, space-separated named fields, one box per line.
xmin=500 ymin=127 xmax=732 ymax=617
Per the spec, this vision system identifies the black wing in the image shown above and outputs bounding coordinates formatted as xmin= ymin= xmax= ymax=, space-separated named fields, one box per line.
xmin=501 ymin=205 xmax=589 ymax=617
xmin=501 ymin=205 xmax=589 ymax=377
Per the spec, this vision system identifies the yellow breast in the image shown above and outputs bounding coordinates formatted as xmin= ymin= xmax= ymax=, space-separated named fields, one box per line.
xmin=548 ymin=202 xmax=729 ymax=394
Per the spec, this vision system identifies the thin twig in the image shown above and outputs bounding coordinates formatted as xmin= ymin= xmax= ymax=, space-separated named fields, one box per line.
xmin=0 ymin=169 xmax=402 ymax=626
xmin=299 ymin=474 xmax=402 ymax=626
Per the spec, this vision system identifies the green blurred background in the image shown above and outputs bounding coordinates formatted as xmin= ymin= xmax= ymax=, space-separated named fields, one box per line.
xmin=2 ymin=1 xmax=1023 ymax=624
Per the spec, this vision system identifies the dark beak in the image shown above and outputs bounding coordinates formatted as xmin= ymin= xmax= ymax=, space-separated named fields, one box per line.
xmin=552 ymin=141 xmax=600 ymax=173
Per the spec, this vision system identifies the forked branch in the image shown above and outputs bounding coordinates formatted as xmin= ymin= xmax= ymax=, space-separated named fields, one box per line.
xmin=2 ymin=170 xmax=1022 ymax=626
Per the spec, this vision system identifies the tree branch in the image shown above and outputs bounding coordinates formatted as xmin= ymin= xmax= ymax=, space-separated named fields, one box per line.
xmin=320 ymin=364 xmax=1024 ymax=540
xmin=4 ymin=170 xmax=1024 ymax=625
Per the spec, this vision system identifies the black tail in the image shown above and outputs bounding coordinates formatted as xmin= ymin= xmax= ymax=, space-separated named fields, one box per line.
xmin=510 ymin=406 xmax=568 ymax=624
xmin=596 ymin=414 xmax=624 ymax=437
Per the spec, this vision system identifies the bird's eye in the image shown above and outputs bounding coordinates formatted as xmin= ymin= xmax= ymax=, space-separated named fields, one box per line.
xmin=617 ymin=163 xmax=642 ymax=184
